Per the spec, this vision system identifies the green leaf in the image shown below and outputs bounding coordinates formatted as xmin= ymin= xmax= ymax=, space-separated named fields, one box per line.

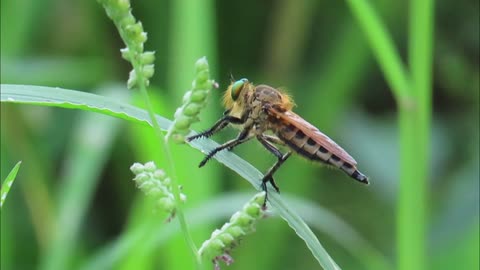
xmin=345 ymin=0 xmax=411 ymax=103
xmin=1 ymin=161 xmax=22 ymax=208
xmin=1 ymin=84 xmax=340 ymax=270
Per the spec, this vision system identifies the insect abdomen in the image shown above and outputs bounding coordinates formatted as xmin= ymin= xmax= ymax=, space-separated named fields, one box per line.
xmin=277 ymin=124 xmax=369 ymax=184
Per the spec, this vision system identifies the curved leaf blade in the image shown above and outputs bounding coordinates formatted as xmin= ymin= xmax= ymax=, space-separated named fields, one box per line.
xmin=0 ymin=161 xmax=22 ymax=208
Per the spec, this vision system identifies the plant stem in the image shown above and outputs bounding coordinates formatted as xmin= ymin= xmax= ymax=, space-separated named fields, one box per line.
xmin=345 ymin=0 xmax=411 ymax=103
xmin=163 ymin=140 xmax=203 ymax=268
xmin=397 ymin=0 xmax=434 ymax=269
xmin=134 ymin=66 xmax=202 ymax=270
xmin=346 ymin=1 xmax=434 ymax=269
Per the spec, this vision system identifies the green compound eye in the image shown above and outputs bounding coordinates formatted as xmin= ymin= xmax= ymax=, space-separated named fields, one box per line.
xmin=231 ymin=78 xmax=248 ymax=101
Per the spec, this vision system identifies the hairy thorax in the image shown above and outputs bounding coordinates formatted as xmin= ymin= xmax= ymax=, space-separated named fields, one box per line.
xmin=249 ymin=85 xmax=290 ymax=135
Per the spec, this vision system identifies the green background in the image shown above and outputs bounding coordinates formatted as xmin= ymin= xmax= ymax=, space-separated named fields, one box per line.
xmin=1 ymin=0 xmax=478 ymax=270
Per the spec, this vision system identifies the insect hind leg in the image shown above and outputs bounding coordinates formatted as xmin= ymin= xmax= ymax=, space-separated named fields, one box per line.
xmin=260 ymin=150 xmax=292 ymax=206
xmin=263 ymin=135 xmax=285 ymax=146
xmin=261 ymin=152 xmax=291 ymax=189
xmin=256 ymin=135 xmax=291 ymax=204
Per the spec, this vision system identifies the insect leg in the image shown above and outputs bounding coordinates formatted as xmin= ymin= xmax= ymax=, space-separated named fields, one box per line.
xmin=257 ymin=135 xmax=283 ymax=159
xmin=262 ymin=151 xmax=292 ymax=206
xmin=263 ymin=135 xmax=285 ymax=145
xmin=258 ymin=150 xmax=291 ymax=206
xmin=198 ymin=125 xmax=253 ymax=167
xmin=186 ymin=111 xmax=244 ymax=142
xmin=262 ymin=151 xmax=291 ymax=192
xmin=257 ymin=135 xmax=291 ymax=203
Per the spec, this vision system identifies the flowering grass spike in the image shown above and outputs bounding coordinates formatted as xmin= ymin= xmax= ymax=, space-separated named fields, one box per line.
xmin=166 ymin=57 xmax=217 ymax=143
xmin=97 ymin=0 xmax=155 ymax=89
xmin=199 ymin=192 xmax=267 ymax=270
xmin=130 ymin=162 xmax=186 ymax=221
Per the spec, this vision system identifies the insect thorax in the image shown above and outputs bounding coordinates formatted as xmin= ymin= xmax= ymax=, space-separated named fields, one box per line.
xmin=245 ymin=86 xmax=285 ymax=133
xmin=253 ymin=85 xmax=284 ymax=104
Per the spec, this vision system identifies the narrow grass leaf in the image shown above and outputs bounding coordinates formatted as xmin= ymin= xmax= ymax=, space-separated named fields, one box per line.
xmin=345 ymin=0 xmax=411 ymax=102
xmin=0 ymin=161 xmax=22 ymax=208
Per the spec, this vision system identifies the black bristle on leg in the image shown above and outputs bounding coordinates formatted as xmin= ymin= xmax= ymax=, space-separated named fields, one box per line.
xmin=186 ymin=113 xmax=244 ymax=142
xmin=186 ymin=132 xmax=207 ymax=142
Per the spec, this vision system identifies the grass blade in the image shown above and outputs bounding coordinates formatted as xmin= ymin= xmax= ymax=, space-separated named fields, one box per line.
xmin=0 ymin=161 xmax=22 ymax=208
xmin=397 ymin=0 xmax=435 ymax=269
xmin=345 ymin=0 xmax=411 ymax=103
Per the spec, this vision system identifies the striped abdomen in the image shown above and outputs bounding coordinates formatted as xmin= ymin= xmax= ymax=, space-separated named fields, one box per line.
xmin=276 ymin=123 xmax=369 ymax=184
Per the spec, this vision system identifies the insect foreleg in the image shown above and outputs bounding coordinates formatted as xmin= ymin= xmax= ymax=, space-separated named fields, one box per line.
xmin=186 ymin=111 xmax=244 ymax=142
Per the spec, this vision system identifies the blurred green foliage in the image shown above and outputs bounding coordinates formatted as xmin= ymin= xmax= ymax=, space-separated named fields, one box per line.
xmin=1 ymin=0 xmax=478 ymax=270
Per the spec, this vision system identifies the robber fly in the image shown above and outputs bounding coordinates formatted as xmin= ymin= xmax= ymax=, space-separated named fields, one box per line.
xmin=187 ymin=78 xmax=368 ymax=202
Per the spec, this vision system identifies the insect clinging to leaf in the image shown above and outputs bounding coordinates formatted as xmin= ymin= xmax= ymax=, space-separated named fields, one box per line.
xmin=187 ymin=78 xmax=369 ymax=203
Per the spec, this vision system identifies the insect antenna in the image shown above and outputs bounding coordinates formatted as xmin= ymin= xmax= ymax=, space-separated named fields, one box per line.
xmin=229 ymin=72 xmax=235 ymax=83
